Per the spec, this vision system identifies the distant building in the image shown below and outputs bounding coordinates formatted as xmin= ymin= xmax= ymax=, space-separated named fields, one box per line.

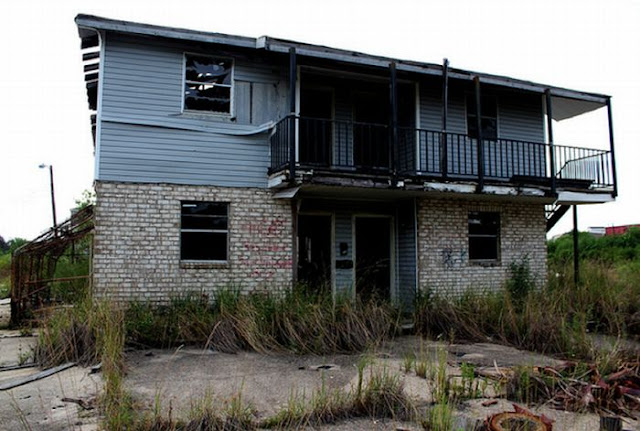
xmin=605 ymin=225 xmax=640 ymax=236
xmin=588 ymin=227 xmax=606 ymax=237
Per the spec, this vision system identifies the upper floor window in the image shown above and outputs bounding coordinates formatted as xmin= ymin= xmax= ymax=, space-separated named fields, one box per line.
xmin=466 ymin=95 xmax=497 ymax=140
xmin=184 ymin=54 xmax=233 ymax=115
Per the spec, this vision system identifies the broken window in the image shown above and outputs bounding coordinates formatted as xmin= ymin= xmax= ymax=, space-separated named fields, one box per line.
xmin=184 ymin=54 xmax=233 ymax=114
xmin=180 ymin=202 xmax=228 ymax=261
xmin=467 ymin=95 xmax=497 ymax=140
xmin=468 ymin=211 xmax=500 ymax=262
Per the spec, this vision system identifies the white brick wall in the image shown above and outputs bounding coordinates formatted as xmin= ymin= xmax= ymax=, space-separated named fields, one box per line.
xmin=93 ymin=181 xmax=547 ymax=302
xmin=93 ymin=181 xmax=293 ymax=303
xmin=416 ymin=198 xmax=547 ymax=295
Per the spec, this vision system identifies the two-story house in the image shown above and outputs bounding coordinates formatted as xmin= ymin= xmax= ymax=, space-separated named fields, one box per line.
xmin=75 ymin=15 xmax=617 ymax=306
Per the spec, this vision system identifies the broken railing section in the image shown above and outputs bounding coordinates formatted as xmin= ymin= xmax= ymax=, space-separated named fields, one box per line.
xmin=10 ymin=205 xmax=94 ymax=325
xmin=269 ymin=115 xmax=615 ymax=191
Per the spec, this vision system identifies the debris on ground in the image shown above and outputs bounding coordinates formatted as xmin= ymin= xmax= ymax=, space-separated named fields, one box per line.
xmin=486 ymin=404 xmax=553 ymax=430
xmin=506 ymin=361 xmax=640 ymax=419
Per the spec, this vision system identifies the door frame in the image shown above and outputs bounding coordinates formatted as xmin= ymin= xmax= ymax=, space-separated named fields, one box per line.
xmin=352 ymin=214 xmax=396 ymax=303
xmin=297 ymin=211 xmax=336 ymax=299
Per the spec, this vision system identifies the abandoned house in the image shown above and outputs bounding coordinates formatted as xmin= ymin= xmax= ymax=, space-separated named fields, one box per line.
xmin=75 ymin=15 xmax=617 ymax=307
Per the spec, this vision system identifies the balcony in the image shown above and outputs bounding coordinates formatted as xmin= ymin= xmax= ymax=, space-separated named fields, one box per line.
xmin=269 ymin=115 xmax=615 ymax=193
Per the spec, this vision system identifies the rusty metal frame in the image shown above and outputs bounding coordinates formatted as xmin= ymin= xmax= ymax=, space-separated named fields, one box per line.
xmin=10 ymin=206 xmax=94 ymax=325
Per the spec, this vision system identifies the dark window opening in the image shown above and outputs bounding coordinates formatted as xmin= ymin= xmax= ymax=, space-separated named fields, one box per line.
xmin=181 ymin=201 xmax=228 ymax=261
xmin=467 ymin=95 xmax=497 ymax=141
xmin=468 ymin=211 xmax=500 ymax=262
xmin=184 ymin=54 xmax=233 ymax=114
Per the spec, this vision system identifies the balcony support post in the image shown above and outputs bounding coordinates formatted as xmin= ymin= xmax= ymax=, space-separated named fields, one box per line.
xmin=441 ymin=58 xmax=449 ymax=179
xmin=606 ymin=98 xmax=618 ymax=197
xmin=390 ymin=62 xmax=398 ymax=180
xmin=545 ymin=90 xmax=556 ymax=195
xmin=474 ymin=76 xmax=484 ymax=192
xmin=573 ymin=205 xmax=579 ymax=286
xmin=288 ymin=47 xmax=297 ymax=182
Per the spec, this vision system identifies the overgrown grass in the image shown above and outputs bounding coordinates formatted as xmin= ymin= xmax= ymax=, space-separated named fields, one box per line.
xmin=126 ymin=289 xmax=399 ymax=355
xmin=34 ymin=296 xmax=135 ymax=430
xmin=415 ymin=257 xmax=640 ymax=359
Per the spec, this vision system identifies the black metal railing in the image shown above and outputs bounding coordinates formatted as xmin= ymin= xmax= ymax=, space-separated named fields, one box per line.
xmin=269 ymin=115 xmax=614 ymax=190
xmin=554 ymin=145 xmax=613 ymax=188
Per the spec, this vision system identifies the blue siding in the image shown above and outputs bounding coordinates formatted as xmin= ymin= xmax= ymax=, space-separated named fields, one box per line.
xmin=100 ymin=122 xmax=269 ymax=187
xmin=334 ymin=213 xmax=353 ymax=295
xmin=98 ymin=32 xmax=286 ymax=187
xmin=396 ymin=200 xmax=416 ymax=309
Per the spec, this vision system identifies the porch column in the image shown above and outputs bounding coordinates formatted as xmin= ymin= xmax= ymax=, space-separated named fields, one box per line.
xmin=441 ymin=58 xmax=449 ymax=178
xmin=545 ymin=90 xmax=556 ymax=195
xmin=573 ymin=205 xmax=579 ymax=286
xmin=474 ymin=76 xmax=484 ymax=192
xmin=390 ymin=62 xmax=398 ymax=179
xmin=288 ymin=47 xmax=297 ymax=182
xmin=606 ymin=97 xmax=618 ymax=197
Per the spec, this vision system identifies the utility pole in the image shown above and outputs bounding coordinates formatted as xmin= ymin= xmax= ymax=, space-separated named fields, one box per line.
xmin=39 ymin=164 xmax=57 ymax=231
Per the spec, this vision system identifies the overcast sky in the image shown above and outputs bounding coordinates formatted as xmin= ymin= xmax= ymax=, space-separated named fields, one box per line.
xmin=0 ymin=0 xmax=638 ymax=240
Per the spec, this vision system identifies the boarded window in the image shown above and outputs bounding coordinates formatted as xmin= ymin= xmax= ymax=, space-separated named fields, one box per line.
xmin=468 ymin=211 xmax=500 ymax=262
xmin=184 ymin=54 xmax=233 ymax=114
xmin=467 ymin=95 xmax=497 ymax=140
xmin=181 ymin=202 xmax=228 ymax=261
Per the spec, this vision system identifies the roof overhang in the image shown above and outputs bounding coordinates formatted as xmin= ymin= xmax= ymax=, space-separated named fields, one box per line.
xmin=75 ymin=14 xmax=610 ymax=120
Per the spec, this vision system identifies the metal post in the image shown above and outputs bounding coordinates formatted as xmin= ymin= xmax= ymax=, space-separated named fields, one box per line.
xmin=441 ymin=58 xmax=449 ymax=178
xmin=545 ymin=90 xmax=556 ymax=195
xmin=49 ymin=165 xmax=57 ymax=230
xmin=606 ymin=98 xmax=618 ymax=197
xmin=573 ymin=205 xmax=579 ymax=286
xmin=474 ymin=77 xmax=484 ymax=192
xmin=389 ymin=62 xmax=398 ymax=179
xmin=288 ymin=47 xmax=297 ymax=182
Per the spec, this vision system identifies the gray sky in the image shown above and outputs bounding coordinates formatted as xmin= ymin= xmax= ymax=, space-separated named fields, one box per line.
xmin=0 ymin=0 xmax=638 ymax=240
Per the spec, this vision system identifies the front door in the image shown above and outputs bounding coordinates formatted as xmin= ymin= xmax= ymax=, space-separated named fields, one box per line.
xmin=355 ymin=217 xmax=391 ymax=302
xmin=297 ymin=215 xmax=332 ymax=293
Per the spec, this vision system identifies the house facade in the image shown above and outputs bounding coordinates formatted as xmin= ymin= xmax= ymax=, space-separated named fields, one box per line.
xmin=76 ymin=15 xmax=617 ymax=306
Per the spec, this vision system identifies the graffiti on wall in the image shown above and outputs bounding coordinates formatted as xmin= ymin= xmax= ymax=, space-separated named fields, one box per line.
xmin=441 ymin=248 xmax=467 ymax=269
xmin=238 ymin=217 xmax=291 ymax=279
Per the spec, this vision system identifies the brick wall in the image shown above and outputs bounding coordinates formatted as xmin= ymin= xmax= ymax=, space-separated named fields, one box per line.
xmin=93 ymin=181 xmax=293 ymax=302
xmin=416 ymin=198 xmax=547 ymax=294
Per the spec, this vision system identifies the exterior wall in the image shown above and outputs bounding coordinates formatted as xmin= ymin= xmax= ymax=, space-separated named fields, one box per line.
xmin=93 ymin=181 xmax=293 ymax=302
xmin=98 ymin=32 xmax=287 ymax=187
xmin=416 ymin=198 xmax=547 ymax=294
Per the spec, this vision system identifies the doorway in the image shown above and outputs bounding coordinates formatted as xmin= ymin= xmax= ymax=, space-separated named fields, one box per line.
xmin=355 ymin=217 xmax=392 ymax=302
xmin=353 ymin=91 xmax=389 ymax=169
xmin=299 ymin=88 xmax=333 ymax=166
xmin=297 ymin=215 xmax=332 ymax=293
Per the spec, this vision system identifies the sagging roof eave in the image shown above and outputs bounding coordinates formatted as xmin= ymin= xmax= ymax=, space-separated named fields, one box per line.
xmin=74 ymin=14 xmax=610 ymax=106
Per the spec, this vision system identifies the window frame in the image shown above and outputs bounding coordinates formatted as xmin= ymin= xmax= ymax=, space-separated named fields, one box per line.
xmin=180 ymin=201 xmax=230 ymax=264
xmin=468 ymin=211 xmax=501 ymax=265
xmin=182 ymin=52 xmax=235 ymax=117
xmin=466 ymin=94 xmax=498 ymax=141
